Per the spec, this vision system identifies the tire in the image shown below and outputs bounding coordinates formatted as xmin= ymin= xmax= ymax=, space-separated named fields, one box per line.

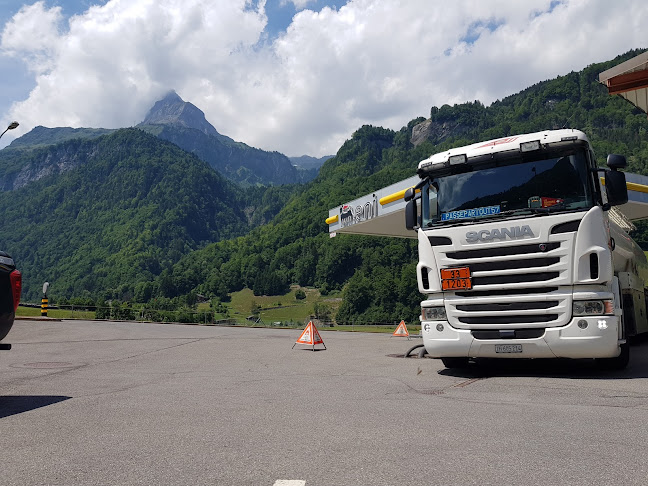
xmin=441 ymin=357 xmax=470 ymax=369
xmin=595 ymin=341 xmax=630 ymax=371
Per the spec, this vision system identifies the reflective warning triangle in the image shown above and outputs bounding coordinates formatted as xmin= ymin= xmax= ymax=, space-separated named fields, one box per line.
xmin=293 ymin=321 xmax=326 ymax=350
xmin=296 ymin=321 xmax=323 ymax=345
xmin=392 ymin=320 xmax=409 ymax=337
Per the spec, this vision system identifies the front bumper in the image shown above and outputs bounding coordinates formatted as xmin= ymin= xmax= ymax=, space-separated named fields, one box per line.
xmin=421 ymin=315 xmax=622 ymax=359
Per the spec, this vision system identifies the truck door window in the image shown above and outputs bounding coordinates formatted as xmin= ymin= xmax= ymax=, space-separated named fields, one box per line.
xmin=422 ymin=181 xmax=438 ymax=223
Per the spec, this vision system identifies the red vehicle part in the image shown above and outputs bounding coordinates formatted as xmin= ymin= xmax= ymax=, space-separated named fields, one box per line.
xmin=10 ymin=269 xmax=21 ymax=311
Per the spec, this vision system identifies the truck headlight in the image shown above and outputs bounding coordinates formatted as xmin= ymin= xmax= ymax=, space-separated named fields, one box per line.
xmin=422 ymin=306 xmax=446 ymax=320
xmin=572 ymin=300 xmax=614 ymax=316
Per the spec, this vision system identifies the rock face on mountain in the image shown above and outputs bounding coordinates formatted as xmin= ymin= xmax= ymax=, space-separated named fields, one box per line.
xmin=139 ymin=91 xmax=300 ymax=186
xmin=410 ymin=118 xmax=473 ymax=146
xmin=0 ymin=128 xmax=119 ymax=191
xmin=141 ymin=91 xmax=225 ymax=140
xmin=0 ymin=139 xmax=92 ymax=191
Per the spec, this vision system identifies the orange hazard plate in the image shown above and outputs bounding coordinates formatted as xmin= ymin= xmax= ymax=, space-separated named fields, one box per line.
xmin=441 ymin=278 xmax=472 ymax=290
xmin=440 ymin=267 xmax=470 ymax=280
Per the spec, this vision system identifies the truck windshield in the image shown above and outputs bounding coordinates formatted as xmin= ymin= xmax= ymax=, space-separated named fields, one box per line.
xmin=421 ymin=149 xmax=595 ymax=227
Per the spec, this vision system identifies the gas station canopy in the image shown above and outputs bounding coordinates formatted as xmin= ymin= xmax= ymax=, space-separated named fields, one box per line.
xmin=599 ymin=50 xmax=648 ymax=114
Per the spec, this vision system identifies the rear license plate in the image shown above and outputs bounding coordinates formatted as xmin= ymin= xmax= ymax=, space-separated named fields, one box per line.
xmin=495 ymin=344 xmax=523 ymax=354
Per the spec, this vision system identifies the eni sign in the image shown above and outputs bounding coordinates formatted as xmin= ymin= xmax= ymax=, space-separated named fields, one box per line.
xmin=340 ymin=195 xmax=378 ymax=228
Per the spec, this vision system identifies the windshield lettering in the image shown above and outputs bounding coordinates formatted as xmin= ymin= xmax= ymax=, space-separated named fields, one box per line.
xmin=441 ymin=205 xmax=501 ymax=221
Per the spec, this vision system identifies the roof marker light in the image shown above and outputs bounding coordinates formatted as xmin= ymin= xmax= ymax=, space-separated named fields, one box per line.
xmin=448 ymin=154 xmax=467 ymax=165
xmin=520 ymin=140 xmax=541 ymax=152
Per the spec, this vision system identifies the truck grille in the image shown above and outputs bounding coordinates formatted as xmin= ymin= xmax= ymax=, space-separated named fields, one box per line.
xmin=438 ymin=235 xmax=572 ymax=329
xmin=445 ymin=242 xmax=560 ymax=260
xmin=458 ymin=314 xmax=558 ymax=325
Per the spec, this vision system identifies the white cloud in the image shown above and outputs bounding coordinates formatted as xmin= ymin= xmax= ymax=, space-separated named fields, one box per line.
xmin=1 ymin=2 xmax=63 ymax=74
xmin=1 ymin=0 xmax=648 ymax=156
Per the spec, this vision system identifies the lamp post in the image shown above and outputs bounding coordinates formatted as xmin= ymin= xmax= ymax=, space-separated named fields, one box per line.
xmin=0 ymin=121 xmax=19 ymax=140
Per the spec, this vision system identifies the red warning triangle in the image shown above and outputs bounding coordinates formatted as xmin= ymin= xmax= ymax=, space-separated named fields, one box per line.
xmin=293 ymin=321 xmax=326 ymax=350
xmin=392 ymin=320 xmax=409 ymax=337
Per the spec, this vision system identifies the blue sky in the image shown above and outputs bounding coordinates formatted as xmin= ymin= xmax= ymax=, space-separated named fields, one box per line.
xmin=1 ymin=1 xmax=647 ymax=156
xmin=264 ymin=1 xmax=348 ymax=37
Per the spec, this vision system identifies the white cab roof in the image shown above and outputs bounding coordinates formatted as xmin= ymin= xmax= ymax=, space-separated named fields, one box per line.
xmin=417 ymin=129 xmax=588 ymax=170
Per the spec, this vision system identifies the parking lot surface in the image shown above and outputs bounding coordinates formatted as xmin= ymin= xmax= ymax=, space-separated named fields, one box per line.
xmin=2 ymin=319 xmax=648 ymax=485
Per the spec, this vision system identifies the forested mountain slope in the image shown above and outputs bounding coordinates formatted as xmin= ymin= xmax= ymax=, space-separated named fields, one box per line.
xmin=0 ymin=128 xmax=251 ymax=301
xmin=151 ymin=49 xmax=648 ymax=324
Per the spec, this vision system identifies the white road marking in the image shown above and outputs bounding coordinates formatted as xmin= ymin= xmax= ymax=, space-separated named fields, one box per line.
xmin=273 ymin=481 xmax=306 ymax=486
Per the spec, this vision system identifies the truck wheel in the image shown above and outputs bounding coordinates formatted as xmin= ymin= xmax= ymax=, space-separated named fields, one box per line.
xmin=595 ymin=341 xmax=630 ymax=371
xmin=441 ymin=357 xmax=470 ymax=369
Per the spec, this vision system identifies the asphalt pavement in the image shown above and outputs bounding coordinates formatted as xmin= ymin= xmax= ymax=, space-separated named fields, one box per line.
xmin=1 ymin=318 xmax=648 ymax=485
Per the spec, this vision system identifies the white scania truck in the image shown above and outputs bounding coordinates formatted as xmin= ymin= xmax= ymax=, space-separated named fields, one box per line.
xmin=328 ymin=129 xmax=648 ymax=369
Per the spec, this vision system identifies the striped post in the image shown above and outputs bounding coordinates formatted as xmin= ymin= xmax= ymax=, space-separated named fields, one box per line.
xmin=41 ymin=296 xmax=48 ymax=317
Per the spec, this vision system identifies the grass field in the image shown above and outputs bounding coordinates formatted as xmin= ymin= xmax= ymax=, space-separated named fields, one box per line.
xmin=225 ymin=287 xmax=340 ymax=322
xmin=16 ymin=306 xmax=94 ymax=320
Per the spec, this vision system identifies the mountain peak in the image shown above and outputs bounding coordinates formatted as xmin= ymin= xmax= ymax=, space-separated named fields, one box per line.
xmin=159 ymin=90 xmax=183 ymax=104
xmin=138 ymin=90 xmax=303 ymax=186
xmin=140 ymin=90 xmax=221 ymax=138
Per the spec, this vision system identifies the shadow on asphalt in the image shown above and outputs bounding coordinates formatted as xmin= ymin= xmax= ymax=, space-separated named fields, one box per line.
xmin=427 ymin=339 xmax=648 ymax=380
xmin=437 ymin=358 xmax=648 ymax=380
xmin=0 ymin=396 xmax=71 ymax=419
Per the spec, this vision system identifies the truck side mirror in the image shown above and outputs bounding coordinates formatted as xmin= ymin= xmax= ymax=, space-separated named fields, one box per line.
xmin=606 ymin=154 xmax=627 ymax=169
xmin=404 ymin=188 xmax=415 ymax=202
xmin=605 ymin=169 xmax=628 ymax=207
xmin=405 ymin=200 xmax=418 ymax=230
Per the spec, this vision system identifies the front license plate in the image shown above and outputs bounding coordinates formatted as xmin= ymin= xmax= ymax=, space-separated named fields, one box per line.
xmin=495 ymin=344 xmax=523 ymax=354
xmin=441 ymin=278 xmax=472 ymax=290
